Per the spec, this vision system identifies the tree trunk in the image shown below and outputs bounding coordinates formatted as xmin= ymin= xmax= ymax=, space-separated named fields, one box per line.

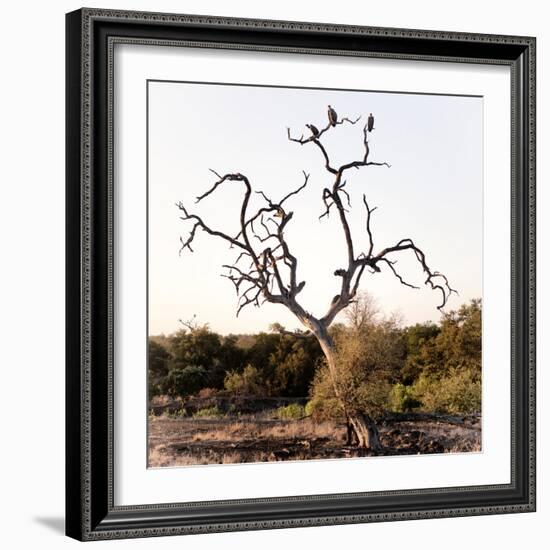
xmin=348 ymin=412 xmax=381 ymax=451
xmin=313 ymin=325 xmax=382 ymax=452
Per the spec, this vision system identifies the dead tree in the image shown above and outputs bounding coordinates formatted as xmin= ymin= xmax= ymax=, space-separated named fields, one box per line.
xmin=177 ymin=107 xmax=455 ymax=451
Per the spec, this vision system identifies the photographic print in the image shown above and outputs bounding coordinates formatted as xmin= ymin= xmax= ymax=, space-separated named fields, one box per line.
xmin=66 ymin=10 xmax=535 ymax=539
xmin=66 ymin=9 xmax=536 ymax=539
xmin=147 ymin=81 xmax=483 ymax=468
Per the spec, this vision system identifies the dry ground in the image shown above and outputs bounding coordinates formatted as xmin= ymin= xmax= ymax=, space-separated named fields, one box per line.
xmin=148 ymin=413 xmax=481 ymax=467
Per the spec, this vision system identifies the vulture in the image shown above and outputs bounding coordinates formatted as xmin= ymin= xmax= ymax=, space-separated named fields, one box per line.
xmin=306 ymin=123 xmax=320 ymax=137
xmin=273 ymin=206 xmax=285 ymax=218
xmin=328 ymin=105 xmax=338 ymax=127
xmin=367 ymin=112 xmax=375 ymax=132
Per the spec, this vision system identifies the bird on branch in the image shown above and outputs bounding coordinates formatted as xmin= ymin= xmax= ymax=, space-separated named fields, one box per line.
xmin=306 ymin=123 xmax=320 ymax=137
xmin=367 ymin=113 xmax=375 ymax=132
xmin=328 ymin=105 xmax=338 ymax=127
xmin=273 ymin=206 xmax=285 ymax=218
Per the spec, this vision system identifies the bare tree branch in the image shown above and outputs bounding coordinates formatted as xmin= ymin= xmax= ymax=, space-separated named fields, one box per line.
xmin=177 ymin=169 xmax=311 ymax=317
xmin=356 ymin=238 xmax=458 ymax=310
xmin=179 ymin=106 xmax=455 ymax=333
xmin=362 ymin=194 xmax=377 ymax=257
xmin=287 ymin=108 xmax=452 ymax=326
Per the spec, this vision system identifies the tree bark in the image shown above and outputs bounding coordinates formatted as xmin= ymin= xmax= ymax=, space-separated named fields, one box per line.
xmin=348 ymin=412 xmax=381 ymax=451
xmin=312 ymin=325 xmax=382 ymax=452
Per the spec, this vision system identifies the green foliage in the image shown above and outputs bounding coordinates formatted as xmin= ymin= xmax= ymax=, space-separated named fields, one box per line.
xmin=167 ymin=406 xmax=188 ymax=419
xmin=168 ymin=326 xmax=245 ymax=389
xmin=304 ymin=400 xmax=314 ymax=417
xmin=403 ymin=299 xmax=481 ymax=382
xmin=148 ymin=339 xmax=171 ymax=398
xmin=305 ymin=366 xmax=343 ymax=422
xmin=276 ymin=403 xmax=305 ymax=420
xmin=328 ymin=315 xmax=404 ymax=418
xmin=400 ymin=322 xmax=440 ymax=384
xmin=193 ymin=406 xmax=223 ymax=418
xmin=245 ymin=332 xmax=281 ymax=374
xmin=224 ymin=364 xmax=263 ymax=396
xmin=266 ymin=335 xmax=323 ymax=396
xmin=149 ymin=340 xmax=171 ymax=377
xmin=223 ymin=331 xmax=322 ymax=397
xmin=389 ymin=383 xmax=422 ymax=413
xmin=403 ymin=299 xmax=482 ymax=414
xmin=412 ymin=369 xmax=481 ymax=414
xmin=162 ymin=365 xmax=207 ymax=398
xmin=149 ymin=298 xmax=482 ymax=419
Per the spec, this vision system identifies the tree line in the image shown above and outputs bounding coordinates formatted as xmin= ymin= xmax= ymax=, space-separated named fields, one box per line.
xmin=149 ymin=297 xmax=481 ymax=418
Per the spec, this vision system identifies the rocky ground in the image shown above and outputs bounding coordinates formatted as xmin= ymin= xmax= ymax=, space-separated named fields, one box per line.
xmin=148 ymin=412 xmax=481 ymax=467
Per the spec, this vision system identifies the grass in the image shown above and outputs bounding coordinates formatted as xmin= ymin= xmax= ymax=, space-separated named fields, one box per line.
xmin=148 ymin=411 xmax=481 ymax=467
xmin=148 ymin=414 xmax=344 ymax=467
xmin=275 ymin=403 xmax=306 ymax=420
xmin=192 ymin=406 xmax=223 ymax=418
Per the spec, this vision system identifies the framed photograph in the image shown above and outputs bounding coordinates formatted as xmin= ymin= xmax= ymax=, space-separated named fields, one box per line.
xmin=66 ymin=8 xmax=536 ymax=541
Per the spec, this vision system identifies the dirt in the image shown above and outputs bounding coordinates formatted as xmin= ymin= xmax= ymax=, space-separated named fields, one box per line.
xmin=148 ymin=413 xmax=481 ymax=467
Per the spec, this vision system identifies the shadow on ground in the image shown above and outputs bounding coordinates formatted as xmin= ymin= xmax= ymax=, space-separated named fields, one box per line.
xmin=34 ymin=516 xmax=65 ymax=535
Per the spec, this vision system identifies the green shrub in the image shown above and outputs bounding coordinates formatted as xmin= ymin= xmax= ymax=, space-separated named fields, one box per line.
xmin=304 ymin=400 xmax=315 ymax=418
xmin=304 ymin=396 xmax=342 ymax=422
xmin=276 ymin=403 xmax=305 ymax=420
xmin=168 ymin=406 xmax=188 ymax=419
xmin=389 ymin=383 xmax=422 ymax=413
xmin=162 ymin=365 xmax=207 ymax=398
xmin=224 ymin=364 xmax=262 ymax=396
xmin=193 ymin=406 xmax=223 ymax=418
xmin=306 ymin=364 xmax=344 ymax=422
xmin=413 ymin=369 xmax=481 ymax=414
xmin=328 ymin=314 xmax=402 ymax=418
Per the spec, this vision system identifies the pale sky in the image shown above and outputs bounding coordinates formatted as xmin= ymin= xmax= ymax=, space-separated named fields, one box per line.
xmin=148 ymin=81 xmax=482 ymax=336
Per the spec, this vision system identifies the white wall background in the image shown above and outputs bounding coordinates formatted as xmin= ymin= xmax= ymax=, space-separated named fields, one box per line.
xmin=0 ymin=0 xmax=546 ymax=548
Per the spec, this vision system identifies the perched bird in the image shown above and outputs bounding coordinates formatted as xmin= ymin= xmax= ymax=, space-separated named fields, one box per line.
xmin=306 ymin=123 xmax=320 ymax=137
xmin=273 ymin=206 xmax=285 ymax=218
xmin=331 ymin=294 xmax=340 ymax=305
xmin=328 ymin=105 xmax=338 ymax=127
xmin=296 ymin=281 xmax=306 ymax=293
xmin=367 ymin=112 xmax=375 ymax=132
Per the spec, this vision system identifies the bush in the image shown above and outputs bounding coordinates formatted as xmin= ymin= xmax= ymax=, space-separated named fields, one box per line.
xmin=413 ymin=369 xmax=481 ymax=414
xmin=306 ymin=365 xmax=344 ymax=422
xmin=162 ymin=365 xmax=207 ymax=398
xmin=168 ymin=406 xmax=188 ymax=419
xmin=328 ymin=316 xmax=403 ymax=418
xmin=193 ymin=406 xmax=223 ymax=418
xmin=224 ymin=364 xmax=262 ymax=396
xmin=168 ymin=326 xmax=229 ymax=389
xmin=305 ymin=395 xmax=342 ymax=422
xmin=389 ymin=383 xmax=422 ymax=413
xmin=276 ymin=403 xmax=305 ymax=420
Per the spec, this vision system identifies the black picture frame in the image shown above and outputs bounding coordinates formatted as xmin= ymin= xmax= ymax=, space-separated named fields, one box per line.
xmin=66 ymin=7 xmax=536 ymax=541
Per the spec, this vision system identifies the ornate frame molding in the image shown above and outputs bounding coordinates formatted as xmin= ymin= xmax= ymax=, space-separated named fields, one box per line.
xmin=66 ymin=8 xmax=536 ymax=541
